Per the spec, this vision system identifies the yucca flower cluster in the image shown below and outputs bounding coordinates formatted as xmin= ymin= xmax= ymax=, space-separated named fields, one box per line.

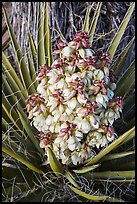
xmin=26 ymin=31 xmax=123 ymax=166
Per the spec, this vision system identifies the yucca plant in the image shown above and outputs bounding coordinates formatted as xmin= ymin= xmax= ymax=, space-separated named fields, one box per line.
xmin=2 ymin=2 xmax=135 ymax=202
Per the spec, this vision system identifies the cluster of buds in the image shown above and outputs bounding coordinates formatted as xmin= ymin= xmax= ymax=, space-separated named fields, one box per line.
xmin=36 ymin=64 xmax=51 ymax=81
xmin=25 ymin=94 xmax=46 ymax=119
xmin=26 ymin=31 xmax=123 ymax=166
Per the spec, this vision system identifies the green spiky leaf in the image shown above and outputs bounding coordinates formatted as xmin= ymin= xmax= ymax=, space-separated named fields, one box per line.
xmin=2 ymin=144 xmax=44 ymax=174
xmin=68 ymin=185 xmax=108 ymax=201
xmin=107 ymin=2 xmax=135 ymax=59
xmin=47 ymin=147 xmax=64 ymax=176
xmin=89 ymin=2 xmax=102 ymax=43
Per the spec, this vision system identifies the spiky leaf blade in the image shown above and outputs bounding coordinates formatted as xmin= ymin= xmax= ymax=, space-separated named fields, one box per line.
xmin=44 ymin=2 xmax=53 ymax=66
xmin=28 ymin=31 xmax=38 ymax=70
xmin=2 ymin=6 xmax=35 ymax=94
xmin=47 ymin=147 xmax=64 ymax=176
xmin=89 ymin=2 xmax=102 ymax=43
xmin=38 ymin=2 xmax=45 ymax=66
xmin=107 ymin=2 xmax=135 ymax=59
xmin=17 ymin=109 xmax=44 ymax=155
xmin=2 ymin=144 xmax=44 ymax=174
xmin=73 ymin=164 xmax=100 ymax=173
xmin=68 ymin=185 xmax=108 ymax=201
xmin=83 ymin=4 xmax=92 ymax=32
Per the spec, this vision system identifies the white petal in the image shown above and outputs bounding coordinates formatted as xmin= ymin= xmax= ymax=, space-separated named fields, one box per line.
xmin=85 ymin=49 xmax=93 ymax=57
xmin=40 ymin=140 xmax=45 ymax=148
xmin=73 ymin=118 xmax=82 ymax=129
xmin=75 ymin=130 xmax=83 ymax=141
xmin=107 ymin=88 xmax=114 ymax=99
xmin=110 ymin=83 xmax=116 ymax=91
xmin=62 ymin=46 xmax=74 ymax=58
xmin=57 ymin=79 xmax=65 ymax=89
xmin=79 ymin=48 xmax=85 ymax=58
xmin=67 ymin=136 xmax=76 ymax=145
xmin=102 ymin=94 xmax=109 ymax=101
xmin=71 ymin=154 xmax=78 ymax=165
xmin=55 ymin=124 xmax=61 ymax=133
xmin=96 ymin=94 xmax=104 ymax=104
xmin=77 ymin=94 xmax=87 ymax=104
xmin=108 ymin=118 xmax=114 ymax=125
xmin=65 ymin=76 xmax=72 ymax=83
xmin=97 ymin=70 xmax=104 ymax=80
xmin=45 ymin=115 xmax=53 ymax=125
xmin=59 ymin=104 xmax=64 ymax=114
xmin=54 ymin=114 xmax=60 ymax=122
xmin=37 ymin=84 xmax=46 ymax=95
xmin=93 ymin=122 xmax=99 ymax=129
xmin=61 ymin=123 xmax=68 ymax=129
xmin=96 ymin=143 xmax=100 ymax=149
xmin=104 ymin=76 xmax=110 ymax=85
xmin=67 ymin=98 xmax=77 ymax=109
xmin=66 ymin=107 xmax=73 ymax=115
xmin=89 ymin=115 xmax=96 ymax=126
xmin=54 ymin=137 xmax=62 ymax=144
xmin=81 ymin=119 xmax=91 ymax=133
xmin=102 ymin=101 xmax=107 ymax=109
xmin=49 ymin=125 xmax=54 ymax=133
xmin=72 ymin=73 xmax=81 ymax=81
xmin=63 ymin=88 xmax=71 ymax=97
xmin=68 ymin=143 xmax=76 ymax=151
xmin=48 ymin=84 xmax=57 ymax=92
xmin=101 ymin=137 xmax=108 ymax=147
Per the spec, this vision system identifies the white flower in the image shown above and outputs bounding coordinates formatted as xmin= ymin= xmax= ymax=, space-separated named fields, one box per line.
xmin=87 ymin=131 xmax=102 ymax=148
xmin=45 ymin=115 xmax=53 ymax=126
xmin=37 ymin=83 xmax=47 ymax=96
xmin=33 ymin=114 xmax=47 ymax=131
xmin=61 ymin=46 xmax=75 ymax=58
xmin=76 ymin=107 xmax=87 ymax=117
xmin=49 ymin=125 xmax=55 ymax=133
xmin=26 ymin=32 xmax=123 ymax=166
xmin=47 ymin=83 xmax=57 ymax=93
xmin=66 ymin=107 xmax=73 ymax=115
xmin=54 ymin=137 xmax=67 ymax=151
xmin=54 ymin=124 xmax=61 ymax=133
xmin=104 ymin=76 xmax=110 ymax=85
xmin=67 ymin=136 xmax=81 ymax=151
xmin=40 ymin=140 xmax=46 ymax=149
xmin=75 ymin=130 xmax=83 ymax=141
xmin=79 ymin=48 xmax=85 ymax=58
xmin=65 ymin=65 xmax=76 ymax=73
xmin=71 ymin=152 xmax=81 ymax=165
xmin=71 ymin=73 xmax=81 ymax=81
xmin=107 ymin=88 xmax=114 ymax=99
xmin=67 ymin=97 xmax=78 ymax=110
xmin=89 ymin=115 xmax=99 ymax=129
xmin=75 ymin=118 xmax=91 ymax=134
xmin=86 ymin=70 xmax=93 ymax=79
xmin=96 ymin=93 xmax=108 ymax=108
xmin=77 ymin=93 xmax=87 ymax=104
xmin=47 ymin=69 xmax=59 ymax=84
xmin=78 ymin=149 xmax=89 ymax=160
xmin=60 ymin=152 xmax=71 ymax=165
xmin=100 ymin=136 xmax=109 ymax=147
xmin=85 ymin=49 xmax=93 ymax=57
xmin=110 ymin=83 xmax=116 ymax=91
xmin=57 ymin=78 xmax=67 ymax=89
xmin=103 ymin=67 xmax=109 ymax=76
xmin=93 ymin=69 xmax=104 ymax=80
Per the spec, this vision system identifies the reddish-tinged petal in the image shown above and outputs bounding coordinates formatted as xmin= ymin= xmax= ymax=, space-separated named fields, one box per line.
xmin=52 ymin=50 xmax=61 ymax=55
xmin=94 ymin=86 xmax=100 ymax=95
